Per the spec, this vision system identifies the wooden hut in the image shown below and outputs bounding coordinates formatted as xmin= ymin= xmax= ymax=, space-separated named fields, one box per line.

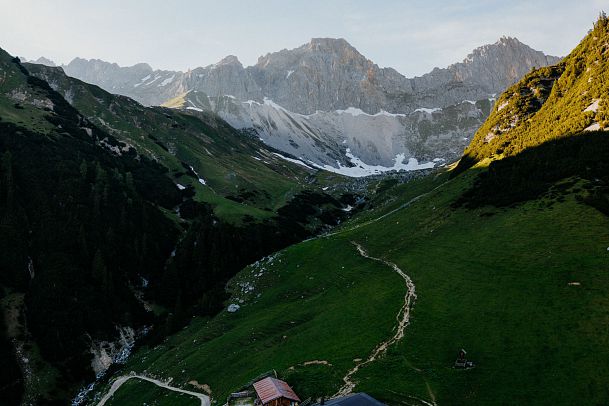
xmin=253 ymin=377 xmax=300 ymax=406
xmin=454 ymin=348 xmax=475 ymax=369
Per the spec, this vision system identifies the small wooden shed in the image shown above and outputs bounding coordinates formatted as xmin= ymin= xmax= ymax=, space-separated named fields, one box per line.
xmin=253 ymin=377 xmax=300 ymax=406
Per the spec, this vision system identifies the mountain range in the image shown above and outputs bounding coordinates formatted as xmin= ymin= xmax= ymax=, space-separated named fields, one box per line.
xmin=33 ymin=37 xmax=560 ymax=174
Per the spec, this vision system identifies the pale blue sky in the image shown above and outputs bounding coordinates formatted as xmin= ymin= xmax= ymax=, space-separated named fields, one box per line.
xmin=0 ymin=0 xmax=604 ymax=76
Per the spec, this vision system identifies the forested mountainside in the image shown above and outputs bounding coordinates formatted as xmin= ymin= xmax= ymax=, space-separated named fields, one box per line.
xmin=0 ymin=48 xmax=361 ymax=405
xmin=86 ymin=17 xmax=609 ymax=406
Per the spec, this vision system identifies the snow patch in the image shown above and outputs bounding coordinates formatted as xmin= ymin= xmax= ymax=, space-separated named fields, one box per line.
xmin=271 ymin=152 xmax=315 ymax=169
xmin=414 ymin=107 xmax=442 ymax=114
xmin=336 ymin=107 xmax=406 ymax=117
xmin=497 ymin=101 xmax=509 ymax=111
xmin=133 ymin=74 xmax=152 ymax=88
xmin=243 ymin=99 xmax=262 ymax=107
xmin=584 ymin=122 xmax=601 ymax=132
xmin=584 ymin=99 xmax=601 ymax=113
xmin=337 ymin=107 xmax=367 ymax=116
xmin=158 ymin=74 xmax=175 ymax=87
xmin=176 ymin=184 xmax=186 ymax=190
xmin=227 ymin=304 xmax=240 ymax=313
xmin=188 ymin=165 xmax=207 ymax=185
xmin=186 ymin=106 xmax=203 ymax=112
xmin=375 ymin=109 xmax=407 ymax=117
xmin=286 ymin=70 xmax=295 ymax=79
xmin=143 ymin=75 xmax=162 ymax=86
xmin=263 ymin=97 xmax=289 ymax=111
xmin=309 ymin=148 xmax=436 ymax=177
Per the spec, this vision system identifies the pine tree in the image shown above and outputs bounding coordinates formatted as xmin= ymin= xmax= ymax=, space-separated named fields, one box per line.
xmin=1 ymin=151 xmax=14 ymax=208
xmin=125 ymin=172 xmax=135 ymax=192
xmin=79 ymin=159 xmax=88 ymax=179
xmin=91 ymin=249 xmax=109 ymax=295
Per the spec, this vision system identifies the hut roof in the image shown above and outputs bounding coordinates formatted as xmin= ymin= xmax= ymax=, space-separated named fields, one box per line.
xmin=253 ymin=377 xmax=301 ymax=404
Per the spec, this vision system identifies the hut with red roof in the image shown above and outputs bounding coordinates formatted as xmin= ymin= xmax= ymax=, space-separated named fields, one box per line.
xmin=253 ymin=377 xmax=301 ymax=406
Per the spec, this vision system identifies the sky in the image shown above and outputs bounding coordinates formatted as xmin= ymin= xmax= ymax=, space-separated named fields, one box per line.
xmin=0 ymin=0 xmax=605 ymax=77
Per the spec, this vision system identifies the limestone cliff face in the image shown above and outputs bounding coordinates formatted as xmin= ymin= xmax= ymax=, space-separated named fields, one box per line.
xmin=60 ymin=37 xmax=558 ymax=114
xmin=409 ymin=37 xmax=562 ymax=106
xmin=449 ymin=37 xmax=561 ymax=93
xmin=185 ymin=55 xmax=262 ymax=101
xmin=245 ymin=38 xmax=413 ymax=114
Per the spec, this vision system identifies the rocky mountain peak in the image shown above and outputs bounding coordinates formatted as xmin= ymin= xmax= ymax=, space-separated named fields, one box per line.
xmin=132 ymin=62 xmax=154 ymax=71
xmin=306 ymin=37 xmax=356 ymax=52
xmin=66 ymin=57 xmax=153 ymax=73
xmin=213 ymin=55 xmax=242 ymax=68
xmin=441 ymin=37 xmax=562 ymax=94
xmin=31 ymin=56 xmax=56 ymax=67
xmin=497 ymin=36 xmax=520 ymax=45
xmin=462 ymin=36 xmax=560 ymax=66
xmin=255 ymin=37 xmax=366 ymax=70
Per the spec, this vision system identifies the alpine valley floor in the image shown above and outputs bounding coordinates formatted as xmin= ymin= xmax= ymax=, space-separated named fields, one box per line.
xmin=89 ymin=166 xmax=609 ymax=405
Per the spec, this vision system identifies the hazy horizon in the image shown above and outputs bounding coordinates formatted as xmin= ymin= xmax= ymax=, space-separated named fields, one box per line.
xmin=1 ymin=0 xmax=605 ymax=77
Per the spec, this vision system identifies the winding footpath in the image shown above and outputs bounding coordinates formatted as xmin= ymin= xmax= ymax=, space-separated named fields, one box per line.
xmin=334 ymin=242 xmax=418 ymax=398
xmin=96 ymin=374 xmax=210 ymax=406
